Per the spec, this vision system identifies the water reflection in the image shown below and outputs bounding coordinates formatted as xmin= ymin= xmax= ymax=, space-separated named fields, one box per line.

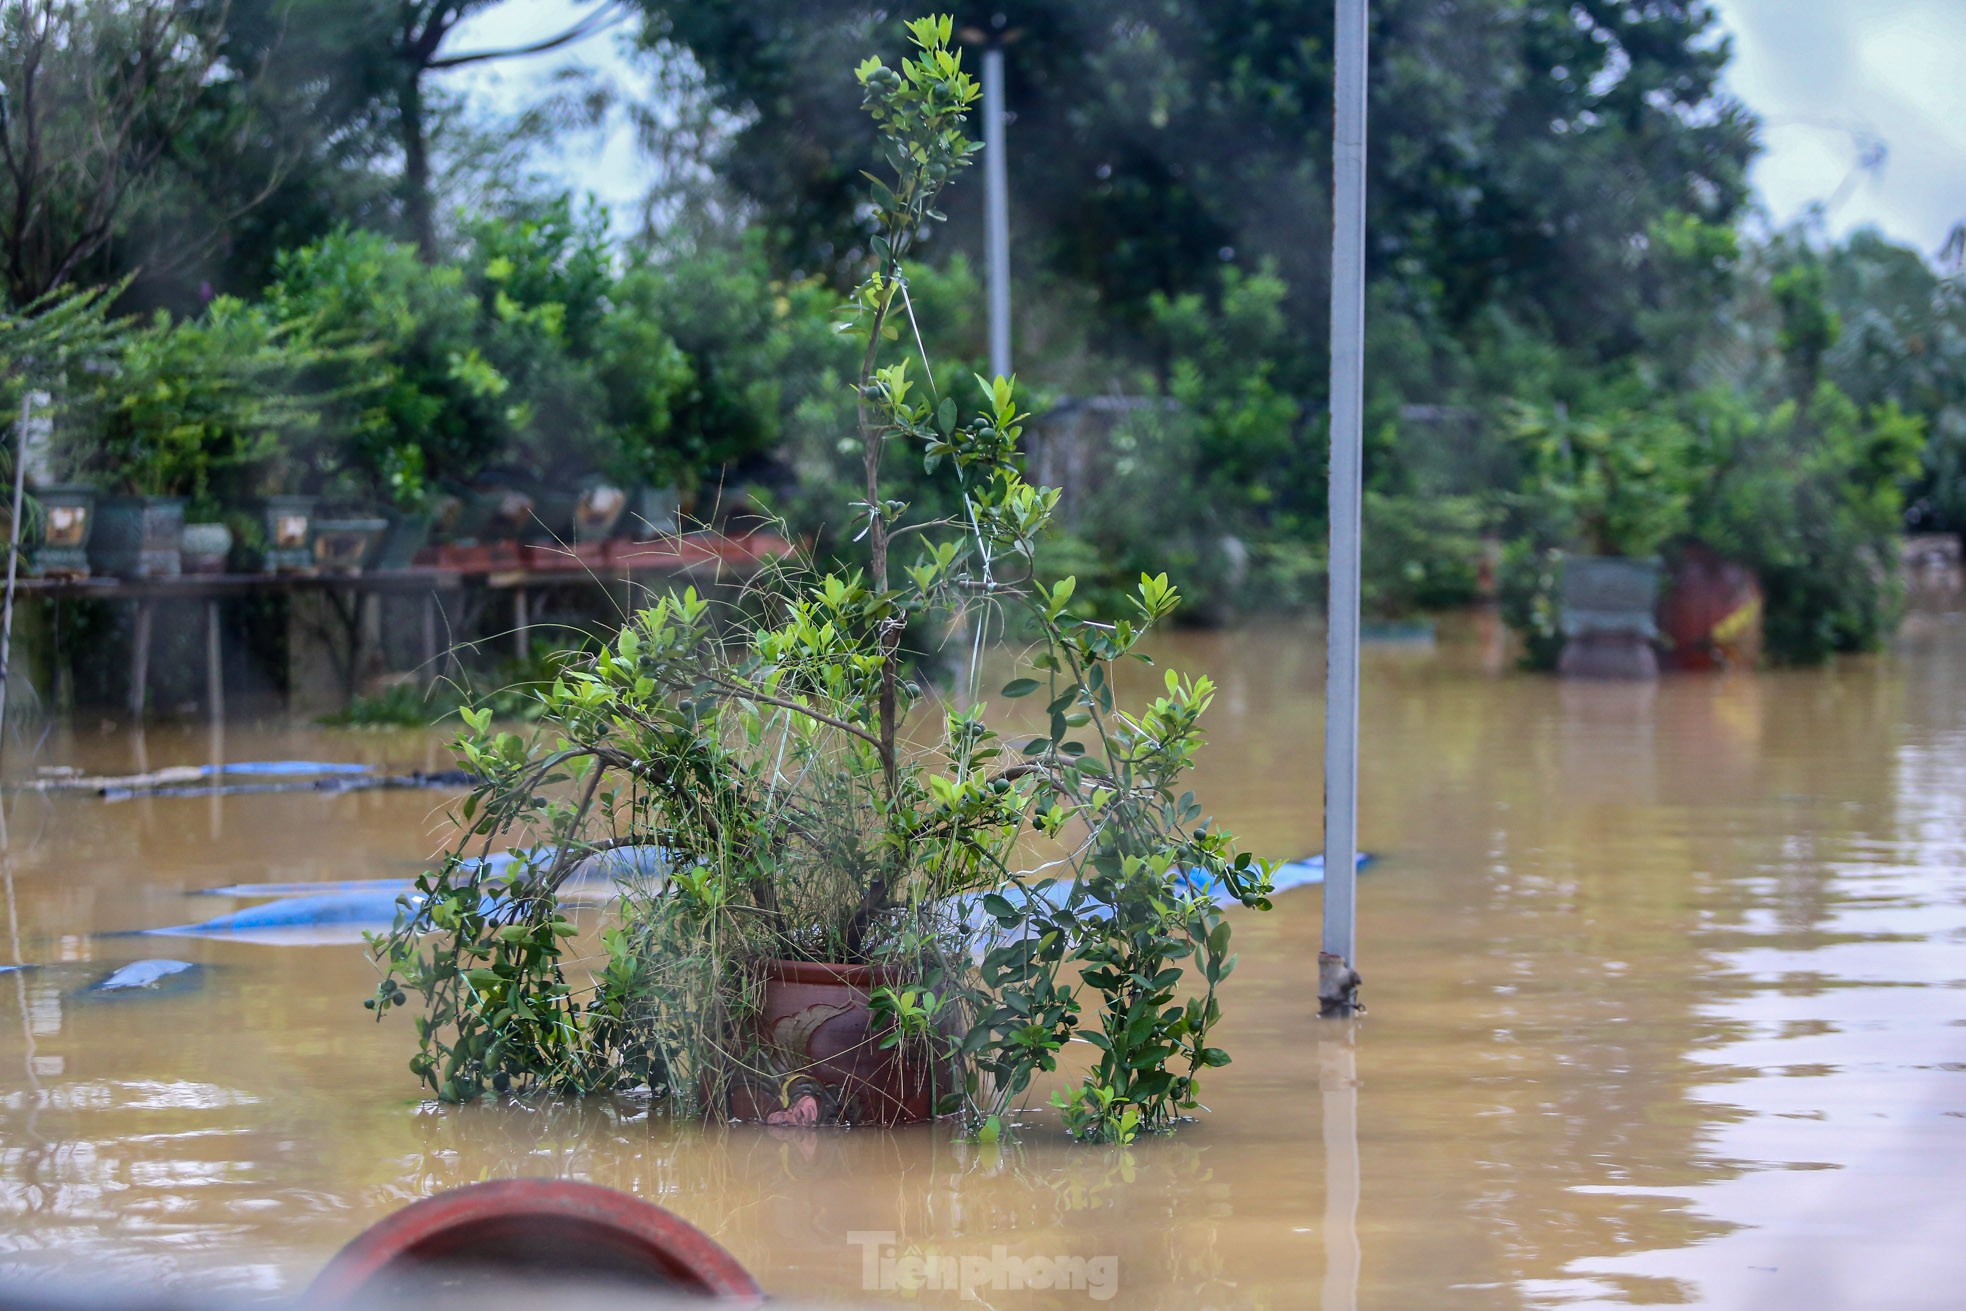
xmin=1319 ymin=1024 xmax=1359 ymax=1311
xmin=0 ymin=613 xmax=1962 ymax=1306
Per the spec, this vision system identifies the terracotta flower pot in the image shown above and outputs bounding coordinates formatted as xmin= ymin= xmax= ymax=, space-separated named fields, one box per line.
xmin=1659 ymin=543 xmax=1762 ymax=671
xmin=721 ymin=959 xmax=953 ymax=1127
xmin=307 ymin=1179 xmax=762 ymax=1303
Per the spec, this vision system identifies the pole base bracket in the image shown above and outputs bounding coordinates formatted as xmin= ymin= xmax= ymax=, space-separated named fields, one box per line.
xmin=1319 ymin=951 xmax=1364 ymax=1017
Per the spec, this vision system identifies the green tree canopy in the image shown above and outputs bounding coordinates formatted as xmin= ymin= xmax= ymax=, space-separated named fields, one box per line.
xmin=634 ymin=0 xmax=1756 ymax=379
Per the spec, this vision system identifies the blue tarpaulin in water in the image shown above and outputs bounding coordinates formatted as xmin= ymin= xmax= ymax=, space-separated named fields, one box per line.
xmin=198 ymin=878 xmax=422 ymax=898
xmin=965 ymin=852 xmax=1373 ymax=934
xmin=156 ymin=850 xmax=1375 ymax=945
xmin=89 ymin=959 xmax=201 ymax=993
xmin=144 ymin=892 xmax=422 ymax=943
xmin=214 ymin=761 xmax=374 ymax=777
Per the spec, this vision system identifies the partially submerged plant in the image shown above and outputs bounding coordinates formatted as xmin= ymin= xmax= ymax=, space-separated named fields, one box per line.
xmin=370 ymin=14 xmax=1271 ymax=1143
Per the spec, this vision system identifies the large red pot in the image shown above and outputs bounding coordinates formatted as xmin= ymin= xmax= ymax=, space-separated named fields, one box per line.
xmin=307 ymin=1179 xmax=761 ymax=1303
xmin=722 ymin=959 xmax=952 ymax=1127
xmin=1660 ymin=543 xmax=1762 ymax=671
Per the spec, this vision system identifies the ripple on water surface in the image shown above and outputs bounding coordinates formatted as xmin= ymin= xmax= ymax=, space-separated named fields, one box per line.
xmin=1 ymin=614 xmax=1964 ymax=1308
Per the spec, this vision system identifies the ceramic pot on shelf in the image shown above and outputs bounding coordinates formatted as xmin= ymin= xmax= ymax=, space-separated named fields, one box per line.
xmin=28 ymin=483 xmax=96 ymax=579
xmin=90 ymin=495 xmax=185 ymax=578
xmin=261 ymin=495 xmax=315 ymax=574
xmin=373 ymin=513 xmax=433 ymax=571
xmin=311 ymin=517 xmax=389 ymax=575
xmin=180 ymin=522 xmax=234 ymax=575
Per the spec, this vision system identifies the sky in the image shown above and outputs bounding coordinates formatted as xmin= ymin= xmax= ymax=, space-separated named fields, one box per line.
xmin=1714 ymin=0 xmax=1966 ymax=255
xmin=452 ymin=0 xmax=1966 ymax=259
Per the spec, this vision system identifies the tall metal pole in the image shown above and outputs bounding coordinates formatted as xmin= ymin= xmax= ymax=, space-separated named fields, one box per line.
xmin=981 ymin=42 xmax=1012 ymax=382
xmin=0 ymin=386 xmax=35 ymax=767
xmin=1320 ymin=0 xmax=1369 ymax=1016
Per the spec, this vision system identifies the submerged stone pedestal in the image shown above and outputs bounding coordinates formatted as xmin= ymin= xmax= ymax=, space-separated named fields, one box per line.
xmin=1558 ymin=555 xmax=1662 ymax=680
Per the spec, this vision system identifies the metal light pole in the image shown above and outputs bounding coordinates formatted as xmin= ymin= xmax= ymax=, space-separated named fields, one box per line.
xmin=982 ymin=43 xmax=1012 ymax=381
xmin=1320 ymin=0 xmax=1369 ymax=1017
xmin=0 ymin=385 xmax=39 ymax=766
xmin=962 ymin=19 xmax=1017 ymax=382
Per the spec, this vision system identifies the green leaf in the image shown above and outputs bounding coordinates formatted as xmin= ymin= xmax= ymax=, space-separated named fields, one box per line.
xmin=1000 ymin=678 xmax=1040 ymax=698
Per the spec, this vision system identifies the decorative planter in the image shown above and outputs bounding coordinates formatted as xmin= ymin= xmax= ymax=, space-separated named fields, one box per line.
xmin=262 ymin=495 xmax=315 ymax=573
xmin=1660 ymin=543 xmax=1762 ymax=671
xmin=1557 ymin=554 xmax=1662 ymax=680
xmin=460 ymin=487 xmax=536 ymax=540
xmin=527 ymin=489 xmax=579 ymax=543
xmin=629 ymin=485 xmax=682 ymax=538
xmin=306 ymin=1180 xmax=762 ymax=1304
xmin=373 ymin=513 xmax=433 ymax=570
xmin=721 ymin=959 xmax=952 ymax=1127
xmin=180 ymin=522 xmax=234 ymax=575
xmin=574 ymin=483 xmax=630 ymax=542
xmin=90 ymin=495 xmax=185 ymax=578
xmin=29 ymin=483 xmax=96 ymax=579
xmin=311 ymin=517 xmax=389 ymax=575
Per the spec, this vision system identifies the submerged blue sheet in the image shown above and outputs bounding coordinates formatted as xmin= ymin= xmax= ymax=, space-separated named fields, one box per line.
xmin=156 ymin=850 xmax=1374 ymax=943
xmin=217 ymin=761 xmax=374 ymax=777
xmin=966 ymin=851 xmax=1372 ymax=932
xmin=147 ymin=891 xmax=419 ymax=939
xmin=199 ymin=878 xmax=420 ymax=898
xmin=90 ymin=959 xmax=201 ymax=993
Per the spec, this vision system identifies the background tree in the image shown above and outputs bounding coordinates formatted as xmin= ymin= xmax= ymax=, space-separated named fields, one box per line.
xmin=0 ymin=0 xmax=234 ymax=305
xmin=381 ymin=1 xmax=627 ymax=260
xmin=631 ymin=0 xmax=1756 ymax=377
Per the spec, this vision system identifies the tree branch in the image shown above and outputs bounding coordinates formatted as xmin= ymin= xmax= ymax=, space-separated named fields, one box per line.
xmin=427 ymin=4 xmax=627 ymax=71
xmin=712 ymin=680 xmax=884 ymax=750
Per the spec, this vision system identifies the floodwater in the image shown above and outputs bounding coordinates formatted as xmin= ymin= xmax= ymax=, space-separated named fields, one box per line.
xmin=3 ymin=601 xmax=1965 ymax=1309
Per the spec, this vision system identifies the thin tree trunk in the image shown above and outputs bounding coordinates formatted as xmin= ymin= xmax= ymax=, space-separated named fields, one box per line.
xmin=400 ymin=72 xmax=437 ymax=262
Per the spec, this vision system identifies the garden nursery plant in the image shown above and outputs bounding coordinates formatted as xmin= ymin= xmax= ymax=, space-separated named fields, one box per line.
xmin=369 ymin=15 xmax=1272 ymax=1143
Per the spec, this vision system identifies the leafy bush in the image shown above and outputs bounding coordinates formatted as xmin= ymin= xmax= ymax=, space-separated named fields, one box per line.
xmin=1362 ymin=491 xmax=1490 ymax=619
xmin=1685 ymin=382 xmax=1923 ymax=663
xmin=1506 ymin=394 xmax=1692 ymax=560
xmin=369 ymin=17 xmax=1271 ymax=1145
xmin=64 ymin=297 xmax=321 ymax=509
xmin=268 ymin=228 xmax=512 ymax=505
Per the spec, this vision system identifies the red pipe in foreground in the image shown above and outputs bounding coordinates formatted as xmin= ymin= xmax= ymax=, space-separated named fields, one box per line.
xmin=308 ymin=1179 xmax=762 ymax=1304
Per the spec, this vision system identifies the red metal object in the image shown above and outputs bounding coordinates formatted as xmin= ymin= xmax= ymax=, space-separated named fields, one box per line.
xmin=1660 ymin=543 xmax=1762 ymax=671
xmin=307 ymin=1179 xmax=762 ymax=1303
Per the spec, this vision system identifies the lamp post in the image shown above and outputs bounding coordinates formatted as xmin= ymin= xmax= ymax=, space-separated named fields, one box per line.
xmin=1320 ymin=0 xmax=1369 ymax=1017
xmin=959 ymin=17 xmax=1018 ymax=382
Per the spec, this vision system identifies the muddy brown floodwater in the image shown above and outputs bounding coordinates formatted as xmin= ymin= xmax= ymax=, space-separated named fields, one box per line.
xmin=2 ymin=602 xmax=1964 ymax=1309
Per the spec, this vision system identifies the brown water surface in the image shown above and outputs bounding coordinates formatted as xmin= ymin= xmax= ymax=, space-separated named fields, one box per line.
xmin=3 ymin=605 xmax=1964 ymax=1309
